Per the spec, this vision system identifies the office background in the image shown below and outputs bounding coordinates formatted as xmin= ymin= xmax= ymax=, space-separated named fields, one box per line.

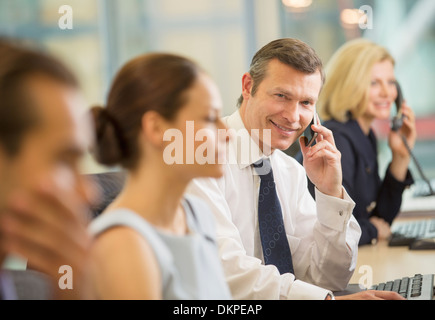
xmin=1 ymin=0 xmax=434 ymax=198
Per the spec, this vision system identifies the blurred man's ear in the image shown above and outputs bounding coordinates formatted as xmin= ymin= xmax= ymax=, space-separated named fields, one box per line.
xmin=241 ymin=72 xmax=254 ymax=102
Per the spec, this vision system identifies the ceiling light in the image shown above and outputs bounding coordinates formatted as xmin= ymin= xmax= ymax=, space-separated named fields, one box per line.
xmin=282 ymin=0 xmax=313 ymax=10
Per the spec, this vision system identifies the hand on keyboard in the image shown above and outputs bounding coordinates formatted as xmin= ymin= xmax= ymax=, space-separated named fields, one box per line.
xmin=370 ymin=216 xmax=392 ymax=240
xmin=335 ymin=291 xmax=406 ymax=300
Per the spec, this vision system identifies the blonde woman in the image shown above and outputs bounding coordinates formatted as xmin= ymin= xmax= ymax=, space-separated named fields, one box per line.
xmin=307 ymin=39 xmax=416 ymax=245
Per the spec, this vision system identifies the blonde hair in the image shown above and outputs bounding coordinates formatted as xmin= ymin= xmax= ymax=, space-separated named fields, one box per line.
xmin=318 ymin=38 xmax=395 ymax=122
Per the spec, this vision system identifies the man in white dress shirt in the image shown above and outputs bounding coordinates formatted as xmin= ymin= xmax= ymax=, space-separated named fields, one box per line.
xmin=187 ymin=38 xmax=404 ymax=300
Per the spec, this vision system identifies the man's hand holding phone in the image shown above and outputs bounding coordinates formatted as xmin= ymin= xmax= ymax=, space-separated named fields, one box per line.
xmin=299 ymin=114 xmax=344 ymax=199
xmin=303 ymin=113 xmax=319 ymax=147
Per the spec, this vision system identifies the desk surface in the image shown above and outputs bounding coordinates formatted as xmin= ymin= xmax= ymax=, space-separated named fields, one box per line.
xmin=350 ymin=215 xmax=435 ymax=287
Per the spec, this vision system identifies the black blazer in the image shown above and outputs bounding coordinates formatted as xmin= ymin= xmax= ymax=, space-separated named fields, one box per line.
xmin=296 ymin=119 xmax=413 ymax=245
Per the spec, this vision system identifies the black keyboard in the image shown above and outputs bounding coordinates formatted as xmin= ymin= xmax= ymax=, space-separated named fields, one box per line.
xmin=389 ymin=219 xmax=435 ymax=248
xmin=370 ymin=274 xmax=434 ymax=300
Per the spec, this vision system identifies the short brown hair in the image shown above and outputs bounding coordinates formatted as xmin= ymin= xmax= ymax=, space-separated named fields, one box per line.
xmin=0 ymin=38 xmax=78 ymax=156
xmin=91 ymin=53 xmax=202 ymax=170
xmin=237 ymin=38 xmax=325 ymax=106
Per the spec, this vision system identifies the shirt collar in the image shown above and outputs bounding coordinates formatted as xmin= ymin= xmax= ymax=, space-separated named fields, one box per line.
xmin=225 ymin=110 xmax=269 ymax=170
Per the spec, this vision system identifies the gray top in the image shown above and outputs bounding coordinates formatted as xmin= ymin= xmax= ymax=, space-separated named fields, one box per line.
xmin=89 ymin=194 xmax=231 ymax=300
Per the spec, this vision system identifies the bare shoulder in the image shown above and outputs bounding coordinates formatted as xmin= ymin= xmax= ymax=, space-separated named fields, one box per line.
xmin=90 ymin=226 xmax=162 ymax=299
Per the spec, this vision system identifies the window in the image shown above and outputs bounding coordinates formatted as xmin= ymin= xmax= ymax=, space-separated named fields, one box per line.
xmin=1 ymin=0 xmax=269 ymax=172
xmin=280 ymin=0 xmax=435 ymax=205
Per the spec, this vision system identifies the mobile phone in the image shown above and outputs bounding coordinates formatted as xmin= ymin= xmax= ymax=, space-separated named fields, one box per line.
xmin=303 ymin=113 xmax=319 ymax=147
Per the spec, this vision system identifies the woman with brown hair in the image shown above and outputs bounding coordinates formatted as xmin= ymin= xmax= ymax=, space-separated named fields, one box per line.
xmin=88 ymin=53 xmax=231 ymax=299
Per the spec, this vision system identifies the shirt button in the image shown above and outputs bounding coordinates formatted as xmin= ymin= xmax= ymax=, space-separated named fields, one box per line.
xmin=339 ymin=210 xmax=344 ymax=216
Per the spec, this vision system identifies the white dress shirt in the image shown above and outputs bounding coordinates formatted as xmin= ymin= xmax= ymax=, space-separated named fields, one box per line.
xmin=186 ymin=110 xmax=361 ymax=300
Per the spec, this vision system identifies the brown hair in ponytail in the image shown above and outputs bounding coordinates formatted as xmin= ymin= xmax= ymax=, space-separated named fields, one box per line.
xmin=91 ymin=53 xmax=201 ymax=170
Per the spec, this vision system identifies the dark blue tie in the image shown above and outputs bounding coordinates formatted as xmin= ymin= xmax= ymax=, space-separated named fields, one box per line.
xmin=253 ymin=158 xmax=294 ymax=275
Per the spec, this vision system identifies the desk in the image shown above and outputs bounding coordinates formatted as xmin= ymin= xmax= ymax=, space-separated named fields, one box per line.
xmin=400 ymin=191 xmax=435 ymax=214
xmin=350 ymin=215 xmax=435 ymax=287
xmin=350 ymin=240 xmax=435 ymax=286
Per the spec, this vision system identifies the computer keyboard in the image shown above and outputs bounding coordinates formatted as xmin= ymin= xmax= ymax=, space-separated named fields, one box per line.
xmin=413 ymin=179 xmax=435 ymax=198
xmin=389 ymin=218 xmax=435 ymax=249
xmin=370 ymin=274 xmax=434 ymax=300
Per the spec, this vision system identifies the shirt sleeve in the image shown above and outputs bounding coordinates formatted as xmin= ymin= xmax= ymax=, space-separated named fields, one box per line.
xmin=186 ymin=177 xmax=333 ymax=300
xmin=291 ymin=180 xmax=360 ymax=292
xmin=330 ymin=129 xmax=375 ymax=246
xmin=314 ymin=187 xmax=360 ymax=283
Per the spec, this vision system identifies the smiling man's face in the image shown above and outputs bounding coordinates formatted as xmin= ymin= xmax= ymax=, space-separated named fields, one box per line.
xmin=239 ymin=59 xmax=322 ymax=152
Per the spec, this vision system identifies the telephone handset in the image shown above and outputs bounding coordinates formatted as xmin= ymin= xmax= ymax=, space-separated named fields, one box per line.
xmin=391 ymin=82 xmax=404 ymax=132
xmin=391 ymin=81 xmax=435 ymax=196
xmin=303 ymin=112 xmax=319 ymax=147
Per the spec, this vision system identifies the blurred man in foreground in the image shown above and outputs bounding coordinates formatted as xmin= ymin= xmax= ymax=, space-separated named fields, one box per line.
xmin=0 ymin=39 xmax=94 ymax=299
